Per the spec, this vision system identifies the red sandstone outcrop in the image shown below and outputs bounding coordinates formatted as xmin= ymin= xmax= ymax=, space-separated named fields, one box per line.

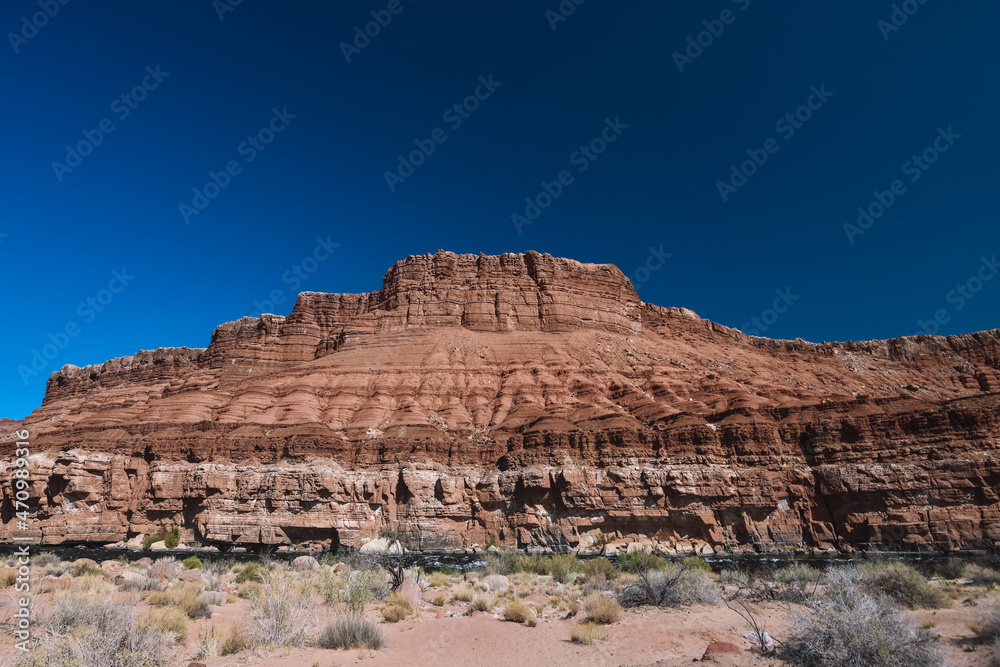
xmin=2 ymin=251 xmax=998 ymax=552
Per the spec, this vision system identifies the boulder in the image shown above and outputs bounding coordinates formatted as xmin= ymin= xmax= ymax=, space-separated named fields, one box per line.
xmin=703 ymin=641 xmax=743 ymax=657
xmin=179 ymin=569 xmax=203 ymax=582
xmin=292 ymin=555 xmax=320 ymax=571
xmin=359 ymin=537 xmax=403 ymax=555
xmin=150 ymin=562 xmax=177 ymax=582
xmin=72 ymin=558 xmax=98 ymax=570
xmin=397 ymin=577 xmax=423 ymax=607
xmin=149 ymin=541 xmax=167 ymax=551
xmin=333 ymin=562 xmax=349 ymax=574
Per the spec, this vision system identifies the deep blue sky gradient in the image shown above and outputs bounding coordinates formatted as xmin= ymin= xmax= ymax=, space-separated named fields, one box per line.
xmin=3 ymin=1 xmax=999 ymax=418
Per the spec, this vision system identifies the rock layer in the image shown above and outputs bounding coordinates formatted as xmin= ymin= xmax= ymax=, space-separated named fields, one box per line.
xmin=3 ymin=251 xmax=999 ymax=553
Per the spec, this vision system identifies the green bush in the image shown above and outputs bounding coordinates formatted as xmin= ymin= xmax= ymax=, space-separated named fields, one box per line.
xmin=143 ymin=535 xmax=161 ymax=550
xmin=235 ymin=562 xmax=262 ymax=584
xmin=182 ymin=556 xmax=204 ymax=570
xmin=164 ymin=528 xmax=180 ymax=549
xmin=582 ymin=557 xmax=617 ymax=581
xmin=682 ymin=556 xmax=712 ymax=573
xmin=860 ymin=562 xmax=951 ymax=609
xmin=615 ymin=551 xmax=670 ymax=573
xmin=934 ymin=559 xmax=968 ymax=580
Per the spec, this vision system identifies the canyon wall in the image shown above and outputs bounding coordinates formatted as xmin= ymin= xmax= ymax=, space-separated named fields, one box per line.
xmin=3 ymin=251 xmax=999 ymax=553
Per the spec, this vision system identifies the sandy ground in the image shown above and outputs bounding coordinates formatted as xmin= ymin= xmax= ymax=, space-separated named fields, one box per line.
xmin=1 ymin=573 xmax=997 ymax=666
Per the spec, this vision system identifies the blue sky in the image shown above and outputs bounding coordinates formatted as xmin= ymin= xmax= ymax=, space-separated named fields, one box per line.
xmin=3 ymin=1 xmax=999 ymax=418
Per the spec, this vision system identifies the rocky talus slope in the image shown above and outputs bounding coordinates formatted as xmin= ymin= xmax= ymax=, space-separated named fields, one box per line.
xmin=3 ymin=251 xmax=998 ymax=553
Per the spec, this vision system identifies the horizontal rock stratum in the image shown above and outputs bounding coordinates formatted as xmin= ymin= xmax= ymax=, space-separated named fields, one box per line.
xmin=3 ymin=250 xmax=999 ymax=553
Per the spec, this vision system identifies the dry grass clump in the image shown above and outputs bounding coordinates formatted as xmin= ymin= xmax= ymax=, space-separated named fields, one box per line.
xmin=469 ymin=592 xmax=497 ymax=613
xmin=502 ymin=598 xmax=533 ymax=623
xmin=427 ymin=572 xmax=449 ymax=588
xmin=241 ymin=573 xmax=317 ymax=647
xmin=319 ymin=616 xmax=387 ymax=650
xmin=146 ymin=583 xmax=213 ymax=619
xmin=380 ymin=591 xmax=413 ymax=623
xmin=431 ymin=594 xmax=447 ymax=607
xmin=322 ymin=567 xmax=386 ymax=614
xmin=74 ymin=573 xmax=114 ymax=595
xmin=139 ymin=606 xmax=190 ymax=643
xmin=583 ymin=594 xmax=622 ymax=624
xmin=0 ymin=569 xmax=18 ymax=587
xmin=570 ymin=622 xmax=610 ymax=645
xmin=452 ymin=584 xmax=474 ymax=602
xmin=782 ymin=568 xmax=944 ymax=667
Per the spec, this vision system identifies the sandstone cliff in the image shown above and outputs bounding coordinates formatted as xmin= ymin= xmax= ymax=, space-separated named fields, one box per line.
xmin=3 ymin=251 xmax=998 ymax=553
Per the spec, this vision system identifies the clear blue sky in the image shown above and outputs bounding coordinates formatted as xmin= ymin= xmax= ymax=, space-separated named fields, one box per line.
xmin=3 ymin=1 xmax=999 ymax=419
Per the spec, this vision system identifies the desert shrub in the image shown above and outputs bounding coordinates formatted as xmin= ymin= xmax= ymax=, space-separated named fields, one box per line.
xmin=431 ymin=594 xmax=446 ymax=607
xmin=32 ymin=552 xmax=61 ymax=568
xmin=323 ymin=566 xmax=386 ymax=613
xmin=977 ymin=599 xmax=1000 ymax=640
xmin=616 ymin=551 xmax=670 ymax=574
xmin=469 ymin=592 xmax=497 ymax=612
xmin=28 ymin=593 xmax=176 ymax=667
xmin=968 ymin=565 xmax=1000 ymax=589
xmin=482 ymin=573 xmax=510 ymax=594
xmin=484 ymin=550 xmax=523 ymax=576
xmin=719 ymin=568 xmax=750 ymax=586
xmin=182 ymin=556 xmax=204 ymax=570
xmin=71 ymin=562 xmax=105 ymax=578
xmin=783 ymin=569 xmax=944 ymax=667
xmin=380 ymin=602 xmax=409 ymax=623
xmin=179 ymin=590 xmax=213 ymax=620
xmin=143 ymin=535 xmax=161 ymax=550
xmin=235 ymin=561 xmax=263 ymax=584
xmin=319 ymin=616 xmax=386 ymax=650
xmin=992 ymin=638 xmax=1000 ymax=667
xmin=115 ymin=572 xmax=159 ymax=592
xmin=139 ymin=607 xmax=190 ymax=643
xmin=452 ymin=584 xmax=474 ymax=602
xmin=570 ymin=622 xmax=609 ymax=645
xmin=1 ymin=570 xmax=18 ymax=587
xmin=682 ymin=556 xmax=712 ymax=573
xmin=582 ymin=557 xmax=616 ymax=581
xmin=220 ymin=625 xmax=251 ymax=656
xmin=583 ymin=594 xmax=621 ymax=624
xmin=428 ymin=571 xmax=449 ymax=588
xmin=616 ymin=563 xmax=720 ymax=608
xmin=163 ymin=528 xmax=180 ymax=549
xmin=503 ymin=598 xmax=532 ymax=623
xmin=934 ymin=559 xmax=968 ymax=580
xmin=242 ymin=574 xmax=317 ymax=647
xmin=860 ymin=562 xmax=951 ymax=609
xmin=75 ymin=573 xmax=114 ymax=595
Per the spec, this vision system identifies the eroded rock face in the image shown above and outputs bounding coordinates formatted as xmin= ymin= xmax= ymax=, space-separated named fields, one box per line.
xmin=2 ymin=251 xmax=999 ymax=552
